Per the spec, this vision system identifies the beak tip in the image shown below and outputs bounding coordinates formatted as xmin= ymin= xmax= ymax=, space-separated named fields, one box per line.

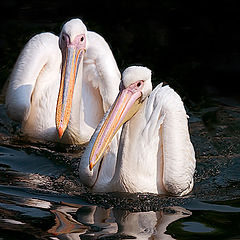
xmin=89 ymin=162 xmax=94 ymax=171
xmin=58 ymin=126 xmax=64 ymax=139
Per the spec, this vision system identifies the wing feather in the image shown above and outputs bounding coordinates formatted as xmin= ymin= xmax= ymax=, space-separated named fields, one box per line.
xmin=5 ymin=32 xmax=60 ymax=122
xmin=145 ymin=84 xmax=196 ymax=195
xmin=84 ymin=31 xmax=120 ymax=112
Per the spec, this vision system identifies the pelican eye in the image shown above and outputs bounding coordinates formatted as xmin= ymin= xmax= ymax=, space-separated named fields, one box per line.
xmin=137 ymin=82 xmax=142 ymax=87
xmin=80 ymin=36 xmax=84 ymax=42
xmin=62 ymin=35 xmax=66 ymax=41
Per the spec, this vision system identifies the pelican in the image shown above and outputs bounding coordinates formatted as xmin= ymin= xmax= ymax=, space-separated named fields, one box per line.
xmin=79 ymin=66 xmax=196 ymax=196
xmin=5 ymin=18 xmax=120 ymax=144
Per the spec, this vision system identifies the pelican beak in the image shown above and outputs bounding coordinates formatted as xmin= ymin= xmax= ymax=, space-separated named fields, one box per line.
xmin=56 ymin=45 xmax=85 ymax=139
xmin=89 ymin=81 xmax=144 ymax=170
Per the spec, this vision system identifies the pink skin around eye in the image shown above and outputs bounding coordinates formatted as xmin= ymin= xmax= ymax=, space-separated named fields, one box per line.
xmin=61 ymin=34 xmax=86 ymax=50
xmin=124 ymin=80 xmax=144 ymax=93
xmin=69 ymin=34 xmax=86 ymax=49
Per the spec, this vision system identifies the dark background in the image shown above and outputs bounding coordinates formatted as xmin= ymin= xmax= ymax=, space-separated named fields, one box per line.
xmin=0 ymin=0 xmax=240 ymax=103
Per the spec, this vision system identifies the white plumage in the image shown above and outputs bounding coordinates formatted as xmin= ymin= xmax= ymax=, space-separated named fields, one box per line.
xmin=5 ymin=18 xmax=120 ymax=144
xmin=79 ymin=66 xmax=196 ymax=196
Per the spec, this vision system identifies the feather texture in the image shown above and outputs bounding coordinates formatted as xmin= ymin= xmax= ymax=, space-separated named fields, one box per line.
xmin=5 ymin=19 xmax=120 ymax=144
xmin=79 ymin=66 xmax=196 ymax=196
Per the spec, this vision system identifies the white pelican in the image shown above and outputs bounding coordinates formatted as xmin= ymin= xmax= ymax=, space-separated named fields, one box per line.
xmin=79 ymin=66 xmax=196 ymax=196
xmin=5 ymin=18 xmax=120 ymax=144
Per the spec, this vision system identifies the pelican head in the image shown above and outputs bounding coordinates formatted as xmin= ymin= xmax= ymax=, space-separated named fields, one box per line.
xmin=88 ymin=66 xmax=152 ymax=170
xmin=56 ymin=19 xmax=87 ymax=138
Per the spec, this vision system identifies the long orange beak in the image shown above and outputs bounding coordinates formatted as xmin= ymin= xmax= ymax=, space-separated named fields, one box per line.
xmin=56 ymin=46 xmax=85 ymax=138
xmin=88 ymin=81 xmax=144 ymax=170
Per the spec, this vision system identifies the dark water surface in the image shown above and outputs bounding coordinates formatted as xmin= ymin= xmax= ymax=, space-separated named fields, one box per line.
xmin=1 ymin=1 xmax=240 ymax=239
xmin=1 ymin=97 xmax=240 ymax=239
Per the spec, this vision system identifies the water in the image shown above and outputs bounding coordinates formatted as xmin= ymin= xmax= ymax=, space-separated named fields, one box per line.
xmin=0 ymin=97 xmax=240 ymax=239
xmin=1 ymin=1 xmax=240 ymax=239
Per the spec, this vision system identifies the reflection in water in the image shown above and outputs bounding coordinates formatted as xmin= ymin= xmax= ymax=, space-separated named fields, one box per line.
xmin=48 ymin=206 xmax=88 ymax=238
xmin=48 ymin=203 xmax=191 ymax=239
xmin=113 ymin=207 xmax=191 ymax=240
